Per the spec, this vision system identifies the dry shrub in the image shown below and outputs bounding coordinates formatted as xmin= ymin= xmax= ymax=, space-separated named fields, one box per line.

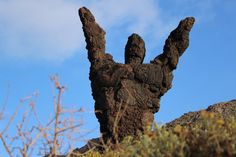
xmin=0 ymin=75 xmax=84 ymax=157
xmin=80 ymin=111 xmax=236 ymax=157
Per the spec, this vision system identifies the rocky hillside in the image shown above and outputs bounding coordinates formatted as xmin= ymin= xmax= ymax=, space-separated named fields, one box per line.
xmin=71 ymin=99 xmax=236 ymax=157
xmin=166 ymin=99 xmax=236 ymax=128
xmin=46 ymin=99 xmax=236 ymax=156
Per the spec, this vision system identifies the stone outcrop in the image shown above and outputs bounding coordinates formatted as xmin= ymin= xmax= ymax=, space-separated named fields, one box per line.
xmin=166 ymin=99 xmax=236 ymax=128
xmin=79 ymin=7 xmax=195 ymax=143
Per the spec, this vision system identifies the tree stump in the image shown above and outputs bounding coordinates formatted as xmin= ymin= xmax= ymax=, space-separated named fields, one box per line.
xmin=79 ymin=7 xmax=195 ymax=143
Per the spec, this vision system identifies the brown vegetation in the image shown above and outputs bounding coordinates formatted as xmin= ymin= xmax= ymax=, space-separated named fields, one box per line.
xmin=0 ymin=75 xmax=83 ymax=156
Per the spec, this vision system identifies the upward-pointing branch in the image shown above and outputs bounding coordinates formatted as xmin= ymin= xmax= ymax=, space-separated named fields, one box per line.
xmin=79 ymin=7 xmax=106 ymax=63
xmin=153 ymin=17 xmax=195 ymax=72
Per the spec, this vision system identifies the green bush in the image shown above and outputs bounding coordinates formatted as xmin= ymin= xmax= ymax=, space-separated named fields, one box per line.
xmin=80 ymin=111 xmax=236 ymax=157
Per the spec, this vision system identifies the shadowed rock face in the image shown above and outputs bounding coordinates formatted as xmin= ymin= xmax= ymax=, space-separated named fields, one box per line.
xmin=79 ymin=7 xmax=195 ymax=143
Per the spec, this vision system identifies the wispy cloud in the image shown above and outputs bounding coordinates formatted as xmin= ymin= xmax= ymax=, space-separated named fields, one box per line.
xmin=0 ymin=0 xmax=83 ymax=62
xmin=0 ymin=0 xmax=219 ymax=62
xmin=90 ymin=0 xmax=166 ymax=36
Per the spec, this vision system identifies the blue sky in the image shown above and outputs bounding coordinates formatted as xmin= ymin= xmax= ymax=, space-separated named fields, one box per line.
xmin=0 ymin=0 xmax=236 ymax=156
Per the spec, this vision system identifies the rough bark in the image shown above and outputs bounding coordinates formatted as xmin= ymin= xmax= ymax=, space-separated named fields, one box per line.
xmin=79 ymin=7 xmax=195 ymax=143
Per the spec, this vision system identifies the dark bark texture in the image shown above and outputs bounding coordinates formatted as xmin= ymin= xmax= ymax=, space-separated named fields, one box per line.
xmin=79 ymin=7 xmax=195 ymax=143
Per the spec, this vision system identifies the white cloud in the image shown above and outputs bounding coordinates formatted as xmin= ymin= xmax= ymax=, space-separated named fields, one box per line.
xmin=0 ymin=0 xmax=219 ymax=62
xmin=90 ymin=0 xmax=164 ymax=34
xmin=0 ymin=0 xmax=83 ymax=62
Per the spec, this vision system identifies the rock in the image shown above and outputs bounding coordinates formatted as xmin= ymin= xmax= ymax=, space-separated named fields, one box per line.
xmin=71 ymin=138 xmax=103 ymax=156
xmin=79 ymin=6 xmax=195 ymax=143
xmin=166 ymin=99 xmax=236 ymax=128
